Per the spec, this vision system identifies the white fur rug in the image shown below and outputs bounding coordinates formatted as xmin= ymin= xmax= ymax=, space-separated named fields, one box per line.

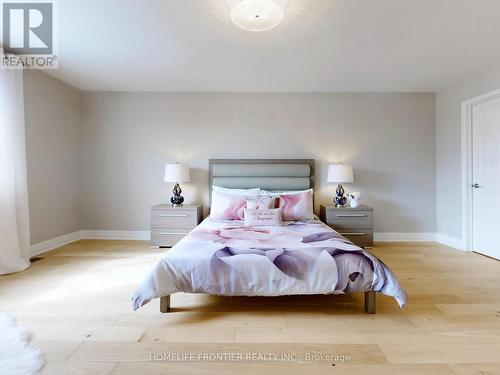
xmin=0 ymin=314 xmax=44 ymax=374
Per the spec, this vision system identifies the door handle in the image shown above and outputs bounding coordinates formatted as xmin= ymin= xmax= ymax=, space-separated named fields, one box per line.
xmin=472 ymin=183 xmax=480 ymax=189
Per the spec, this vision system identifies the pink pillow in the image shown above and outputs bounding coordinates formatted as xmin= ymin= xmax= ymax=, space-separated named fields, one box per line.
xmin=246 ymin=195 xmax=276 ymax=210
xmin=278 ymin=189 xmax=314 ymax=221
xmin=210 ymin=191 xmax=248 ymax=220
xmin=244 ymin=208 xmax=282 ymax=226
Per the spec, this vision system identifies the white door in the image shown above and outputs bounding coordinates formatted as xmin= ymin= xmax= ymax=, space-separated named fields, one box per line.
xmin=472 ymin=96 xmax=500 ymax=260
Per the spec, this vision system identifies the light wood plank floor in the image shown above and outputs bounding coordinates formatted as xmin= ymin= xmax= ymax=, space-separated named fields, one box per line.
xmin=1 ymin=240 xmax=500 ymax=374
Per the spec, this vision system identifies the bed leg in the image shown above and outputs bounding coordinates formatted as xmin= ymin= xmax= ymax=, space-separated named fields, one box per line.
xmin=160 ymin=295 xmax=170 ymax=313
xmin=364 ymin=291 xmax=376 ymax=314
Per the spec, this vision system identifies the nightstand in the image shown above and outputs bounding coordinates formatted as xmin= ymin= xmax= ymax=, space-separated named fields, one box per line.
xmin=151 ymin=204 xmax=202 ymax=248
xmin=319 ymin=204 xmax=374 ymax=248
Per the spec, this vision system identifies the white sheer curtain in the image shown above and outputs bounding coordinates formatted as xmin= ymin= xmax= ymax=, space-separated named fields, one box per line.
xmin=0 ymin=69 xmax=31 ymax=275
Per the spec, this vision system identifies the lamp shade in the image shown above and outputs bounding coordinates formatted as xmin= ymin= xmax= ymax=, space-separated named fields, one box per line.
xmin=327 ymin=164 xmax=353 ymax=183
xmin=164 ymin=163 xmax=191 ymax=183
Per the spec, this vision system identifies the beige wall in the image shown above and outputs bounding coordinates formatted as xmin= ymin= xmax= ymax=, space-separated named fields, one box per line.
xmin=23 ymin=67 xmax=500 ymax=242
xmin=81 ymin=92 xmax=436 ymax=233
xmin=436 ymin=69 xmax=500 ymax=240
xmin=23 ymin=71 xmax=81 ymax=244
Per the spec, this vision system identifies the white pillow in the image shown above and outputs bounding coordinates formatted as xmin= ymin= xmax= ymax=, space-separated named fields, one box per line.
xmin=244 ymin=208 xmax=282 ymax=226
xmin=261 ymin=189 xmax=311 ymax=196
xmin=212 ymin=186 xmax=261 ymax=196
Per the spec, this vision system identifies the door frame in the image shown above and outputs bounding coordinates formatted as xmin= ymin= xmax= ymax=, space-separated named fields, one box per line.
xmin=461 ymin=88 xmax=500 ymax=251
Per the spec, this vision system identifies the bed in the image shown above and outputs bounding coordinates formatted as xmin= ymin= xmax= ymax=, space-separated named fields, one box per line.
xmin=132 ymin=159 xmax=407 ymax=314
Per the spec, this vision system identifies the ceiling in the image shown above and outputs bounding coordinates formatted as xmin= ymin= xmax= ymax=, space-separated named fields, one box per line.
xmin=46 ymin=0 xmax=500 ymax=92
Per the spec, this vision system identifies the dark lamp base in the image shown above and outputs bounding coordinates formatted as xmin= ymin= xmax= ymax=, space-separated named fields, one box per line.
xmin=334 ymin=184 xmax=347 ymax=207
xmin=171 ymin=183 xmax=184 ymax=206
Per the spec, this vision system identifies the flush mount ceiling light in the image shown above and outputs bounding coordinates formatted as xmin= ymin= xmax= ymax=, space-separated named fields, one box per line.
xmin=230 ymin=0 xmax=285 ymax=32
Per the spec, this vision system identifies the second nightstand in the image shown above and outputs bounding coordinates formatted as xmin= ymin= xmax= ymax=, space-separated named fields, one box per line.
xmin=151 ymin=204 xmax=202 ymax=248
xmin=319 ymin=204 xmax=374 ymax=248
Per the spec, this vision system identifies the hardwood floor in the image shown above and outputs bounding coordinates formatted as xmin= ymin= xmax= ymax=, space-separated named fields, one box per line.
xmin=1 ymin=240 xmax=500 ymax=374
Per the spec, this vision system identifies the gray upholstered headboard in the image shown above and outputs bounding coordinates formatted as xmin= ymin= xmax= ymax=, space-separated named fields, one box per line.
xmin=209 ymin=159 xmax=315 ymax=204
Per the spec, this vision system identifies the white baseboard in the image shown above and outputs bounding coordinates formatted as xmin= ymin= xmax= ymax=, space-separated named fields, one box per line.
xmin=80 ymin=230 xmax=150 ymax=241
xmin=375 ymin=232 xmax=466 ymax=251
xmin=30 ymin=230 xmax=466 ymax=257
xmin=30 ymin=230 xmax=150 ymax=257
xmin=30 ymin=231 xmax=82 ymax=257
xmin=435 ymin=233 xmax=466 ymax=251
xmin=374 ymin=232 xmax=436 ymax=242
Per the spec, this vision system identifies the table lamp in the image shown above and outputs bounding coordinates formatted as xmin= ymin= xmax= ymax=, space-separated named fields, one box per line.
xmin=327 ymin=164 xmax=353 ymax=207
xmin=164 ymin=163 xmax=191 ymax=206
